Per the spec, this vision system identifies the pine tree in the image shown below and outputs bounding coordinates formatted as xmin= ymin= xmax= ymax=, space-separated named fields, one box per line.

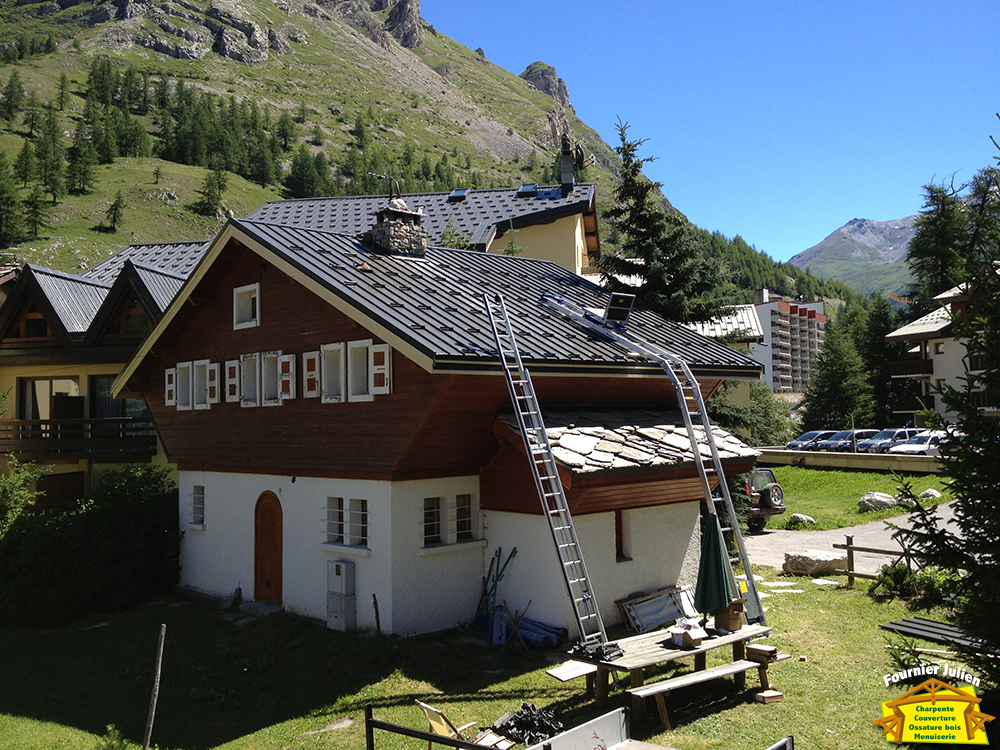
xmin=0 ymin=153 xmax=23 ymax=247
xmin=104 ymin=190 xmax=126 ymax=232
xmin=276 ymin=112 xmax=296 ymax=151
xmin=899 ymin=164 xmax=1000 ymax=688
xmin=13 ymin=139 xmax=35 ymax=187
xmin=856 ymin=293 xmax=902 ymax=428
xmin=906 ymin=183 xmax=970 ymax=317
xmin=596 ymin=119 xmax=728 ymax=324
xmin=0 ymin=69 xmax=25 ymax=122
xmin=66 ymin=120 xmax=97 ymax=194
xmin=800 ymin=318 xmax=875 ymax=430
xmin=285 ymin=143 xmax=319 ymax=199
xmin=21 ymin=184 xmax=49 ymax=239
xmin=57 ymin=72 xmax=70 ymax=111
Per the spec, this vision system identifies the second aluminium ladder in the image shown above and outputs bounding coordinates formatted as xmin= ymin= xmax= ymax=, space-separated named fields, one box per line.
xmin=484 ymin=293 xmax=607 ymax=646
xmin=540 ymin=293 xmax=766 ymax=626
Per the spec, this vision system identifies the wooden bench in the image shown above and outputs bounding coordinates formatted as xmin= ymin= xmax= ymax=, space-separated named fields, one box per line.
xmin=627 ymin=654 xmax=790 ymax=729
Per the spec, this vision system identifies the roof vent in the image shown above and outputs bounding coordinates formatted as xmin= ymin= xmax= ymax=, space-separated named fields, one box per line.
xmin=448 ymin=188 xmax=470 ymax=202
xmin=517 ymin=183 xmax=538 ymax=198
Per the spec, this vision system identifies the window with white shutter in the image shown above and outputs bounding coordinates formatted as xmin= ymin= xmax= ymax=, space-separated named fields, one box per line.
xmin=262 ymin=351 xmax=281 ymax=406
xmin=241 ymin=353 xmax=260 ymax=407
xmin=348 ymin=339 xmax=373 ymax=403
xmin=176 ymin=361 xmax=193 ymax=410
xmin=193 ymin=359 xmax=210 ymax=410
xmin=207 ymin=363 xmax=221 ymax=404
xmin=321 ymin=342 xmax=345 ymax=403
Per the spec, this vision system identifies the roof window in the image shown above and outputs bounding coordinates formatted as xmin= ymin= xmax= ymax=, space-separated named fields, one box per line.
xmin=517 ymin=183 xmax=538 ymax=198
xmin=448 ymin=188 xmax=470 ymax=202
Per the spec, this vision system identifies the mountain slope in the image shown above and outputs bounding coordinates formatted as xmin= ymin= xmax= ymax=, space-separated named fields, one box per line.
xmin=787 ymin=216 xmax=916 ymax=295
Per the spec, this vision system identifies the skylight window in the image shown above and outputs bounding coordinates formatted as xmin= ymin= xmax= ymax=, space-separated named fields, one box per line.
xmin=448 ymin=188 xmax=470 ymax=202
xmin=517 ymin=183 xmax=538 ymax=198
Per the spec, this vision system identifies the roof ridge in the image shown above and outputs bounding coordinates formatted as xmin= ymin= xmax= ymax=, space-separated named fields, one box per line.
xmin=25 ymin=263 xmax=113 ymax=288
xmin=249 ymin=183 xmax=595 ymax=208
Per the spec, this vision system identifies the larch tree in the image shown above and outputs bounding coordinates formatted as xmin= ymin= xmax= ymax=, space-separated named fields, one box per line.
xmin=800 ymin=317 xmax=875 ymax=430
xmin=907 ymin=183 xmax=970 ymax=317
xmin=596 ymin=118 xmax=728 ymax=324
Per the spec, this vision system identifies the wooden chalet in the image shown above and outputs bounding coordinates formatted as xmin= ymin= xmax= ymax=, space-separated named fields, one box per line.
xmin=0 ymin=242 xmax=208 ymax=505
xmin=115 ymin=200 xmax=762 ymax=637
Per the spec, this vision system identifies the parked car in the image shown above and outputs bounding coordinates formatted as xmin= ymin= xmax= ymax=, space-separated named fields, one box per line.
xmin=857 ymin=428 xmax=922 ymax=454
xmin=744 ymin=468 xmax=786 ymax=533
xmin=785 ymin=430 xmax=837 ymax=451
xmin=818 ymin=429 xmax=878 ymax=452
xmin=888 ymin=430 xmax=946 ymax=456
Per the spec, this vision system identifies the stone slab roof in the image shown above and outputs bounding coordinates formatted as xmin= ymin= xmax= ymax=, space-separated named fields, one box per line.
xmin=683 ymin=304 xmax=763 ymax=341
xmin=885 ymin=306 xmax=952 ymax=342
xmin=499 ymin=408 xmax=758 ymax=474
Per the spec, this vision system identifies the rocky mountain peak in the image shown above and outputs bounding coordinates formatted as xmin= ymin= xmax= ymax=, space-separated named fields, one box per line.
xmin=385 ymin=0 xmax=421 ymax=47
xmin=520 ymin=61 xmax=573 ymax=112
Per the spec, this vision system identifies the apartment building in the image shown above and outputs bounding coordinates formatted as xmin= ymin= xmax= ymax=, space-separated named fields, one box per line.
xmin=748 ymin=289 xmax=826 ymax=393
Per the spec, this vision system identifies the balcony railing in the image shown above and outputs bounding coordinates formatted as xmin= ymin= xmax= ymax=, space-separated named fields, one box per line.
xmin=971 ymin=391 xmax=1000 ymax=410
xmin=890 ymin=394 xmax=936 ymax=413
xmin=0 ymin=418 xmax=156 ymax=461
xmin=968 ymin=353 xmax=986 ymax=372
xmin=889 ymin=359 xmax=935 ymax=378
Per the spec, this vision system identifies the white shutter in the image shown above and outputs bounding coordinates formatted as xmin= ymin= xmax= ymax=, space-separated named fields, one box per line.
xmin=241 ymin=352 xmax=260 ymax=407
xmin=279 ymin=354 xmax=296 ymax=400
xmin=302 ymin=351 xmax=320 ymax=398
xmin=164 ymin=368 xmax=177 ymax=406
xmin=207 ymin=363 xmax=221 ymax=404
xmin=225 ymin=360 xmax=241 ymax=403
xmin=321 ymin=342 xmax=345 ymax=404
xmin=370 ymin=343 xmax=391 ymax=395
xmin=176 ymin=361 xmax=193 ymax=411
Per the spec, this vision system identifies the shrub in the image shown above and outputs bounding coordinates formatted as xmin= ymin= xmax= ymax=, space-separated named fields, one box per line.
xmin=0 ymin=464 xmax=179 ymax=626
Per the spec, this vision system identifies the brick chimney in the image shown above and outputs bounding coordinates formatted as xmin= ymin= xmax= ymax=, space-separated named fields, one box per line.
xmin=366 ymin=198 xmax=428 ymax=256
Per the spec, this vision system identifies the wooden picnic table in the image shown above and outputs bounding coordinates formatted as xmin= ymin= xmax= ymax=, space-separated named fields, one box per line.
xmin=572 ymin=623 xmax=773 ymax=720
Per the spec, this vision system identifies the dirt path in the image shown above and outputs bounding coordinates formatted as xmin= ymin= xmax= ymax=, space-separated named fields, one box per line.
xmin=743 ymin=501 xmax=959 ymax=576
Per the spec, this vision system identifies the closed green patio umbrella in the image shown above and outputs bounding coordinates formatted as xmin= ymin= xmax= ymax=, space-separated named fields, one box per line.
xmin=694 ymin=513 xmax=734 ymax=617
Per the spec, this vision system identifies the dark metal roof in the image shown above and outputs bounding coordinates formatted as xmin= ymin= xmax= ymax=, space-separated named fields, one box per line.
xmin=82 ymin=240 xmax=210 ymax=285
xmin=242 ymin=184 xmax=596 ymax=250
xmin=27 ymin=264 xmax=110 ymax=334
xmin=235 ymin=219 xmax=762 ymax=377
xmin=131 ymin=262 xmax=187 ymax=314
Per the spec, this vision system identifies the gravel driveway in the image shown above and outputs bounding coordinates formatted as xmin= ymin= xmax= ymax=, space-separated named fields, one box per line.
xmin=743 ymin=501 xmax=959 ymax=576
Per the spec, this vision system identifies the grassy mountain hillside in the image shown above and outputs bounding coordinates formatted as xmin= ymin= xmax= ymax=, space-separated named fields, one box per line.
xmin=0 ymin=0 xmax=858 ymax=307
xmin=787 ymin=216 xmax=917 ymax=296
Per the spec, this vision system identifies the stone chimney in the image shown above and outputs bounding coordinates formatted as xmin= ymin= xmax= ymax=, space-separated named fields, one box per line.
xmin=560 ymin=133 xmax=575 ymax=192
xmin=753 ymin=288 xmax=770 ymax=305
xmin=367 ymin=197 xmax=428 ymax=256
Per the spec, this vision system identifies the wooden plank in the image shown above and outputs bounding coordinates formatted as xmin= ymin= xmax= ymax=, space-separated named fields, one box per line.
xmin=628 ymin=659 xmax=759 ymax=698
xmin=833 ymin=543 xmax=909 ymax=556
xmin=546 ymin=661 xmax=598 ymax=682
xmin=880 ymin=618 xmax=988 ymax=651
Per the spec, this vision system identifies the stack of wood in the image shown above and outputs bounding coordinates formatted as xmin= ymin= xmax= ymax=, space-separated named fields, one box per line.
xmin=747 ymin=644 xmax=778 ymax=663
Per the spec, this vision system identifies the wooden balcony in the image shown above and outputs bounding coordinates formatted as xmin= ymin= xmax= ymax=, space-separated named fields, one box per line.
xmin=890 ymin=394 xmax=935 ymax=413
xmin=971 ymin=391 xmax=1000 ymax=410
xmin=0 ymin=418 xmax=157 ymax=461
xmin=889 ymin=359 xmax=934 ymax=378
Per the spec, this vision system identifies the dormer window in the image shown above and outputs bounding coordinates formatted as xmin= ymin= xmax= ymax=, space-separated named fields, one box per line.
xmin=233 ymin=283 xmax=260 ymax=330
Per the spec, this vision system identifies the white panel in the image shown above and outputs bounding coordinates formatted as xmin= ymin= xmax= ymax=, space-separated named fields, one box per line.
xmin=370 ymin=343 xmax=391 ymax=395
xmin=278 ymin=354 xmax=296 ymax=400
xmin=207 ymin=363 xmax=221 ymax=404
xmin=164 ymin=368 xmax=176 ymax=406
xmin=241 ymin=352 xmax=260 ymax=407
xmin=302 ymin=351 xmax=320 ymax=398
xmin=225 ymin=359 xmax=240 ymax=403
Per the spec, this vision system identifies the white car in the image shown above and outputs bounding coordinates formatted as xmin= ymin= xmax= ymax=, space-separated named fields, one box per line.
xmin=888 ymin=430 xmax=946 ymax=456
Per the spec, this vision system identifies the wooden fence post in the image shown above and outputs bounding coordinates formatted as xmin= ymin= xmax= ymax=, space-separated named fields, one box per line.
xmin=846 ymin=535 xmax=855 ymax=588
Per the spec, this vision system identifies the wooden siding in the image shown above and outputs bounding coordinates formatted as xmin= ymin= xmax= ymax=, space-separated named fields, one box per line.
xmin=481 ymin=439 xmax=757 ymax=516
xmin=135 ymin=238 xmax=743 ymax=490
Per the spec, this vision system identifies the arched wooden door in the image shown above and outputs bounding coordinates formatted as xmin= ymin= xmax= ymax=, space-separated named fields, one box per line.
xmin=254 ymin=491 xmax=282 ymax=605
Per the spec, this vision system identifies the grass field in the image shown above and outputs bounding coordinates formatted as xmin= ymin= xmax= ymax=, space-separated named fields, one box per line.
xmin=768 ymin=467 xmax=952 ymax=530
xmin=0 ymin=571 xmax=993 ymax=750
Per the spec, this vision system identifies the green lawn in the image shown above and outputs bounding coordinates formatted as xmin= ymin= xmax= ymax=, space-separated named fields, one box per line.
xmin=0 ymin=577 xmax=992 ymax=750
xmin=768 ymin=467 xmax=952 ymax=530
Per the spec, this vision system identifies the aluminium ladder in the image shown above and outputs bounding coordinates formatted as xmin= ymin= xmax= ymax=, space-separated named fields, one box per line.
xmin=484 ymin=293 xmax=608 ymax=646
xmin=540 ymin=293 xmax=766 ymax=626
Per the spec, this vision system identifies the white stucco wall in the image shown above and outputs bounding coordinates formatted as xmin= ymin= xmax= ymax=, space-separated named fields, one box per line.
xmin=177 ymin=470 xmax=393 ymax=631
xmin=388 ymin=476 xmax=486 ymax=636
xmin=484 ymin=502 xmax=700 ymax=639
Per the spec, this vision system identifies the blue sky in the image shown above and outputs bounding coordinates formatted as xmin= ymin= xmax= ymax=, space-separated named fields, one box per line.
xmin=422 ymin=1 xmax=1000 ymax=263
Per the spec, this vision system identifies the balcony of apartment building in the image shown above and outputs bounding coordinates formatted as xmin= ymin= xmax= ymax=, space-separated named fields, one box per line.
xmin=1 ymin=376 xmax=156 ymax=463
xmin=0 ymin=418 xmax=156 ymax=462
xmin=889 ymin=357 xmax=934 ymax=379
xmin=890 ymin=393 xmax=936 ymax=414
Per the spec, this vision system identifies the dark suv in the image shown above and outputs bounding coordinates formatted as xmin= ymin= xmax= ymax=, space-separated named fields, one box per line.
xmin=745 ymin=468 xmax=785 ymax=533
